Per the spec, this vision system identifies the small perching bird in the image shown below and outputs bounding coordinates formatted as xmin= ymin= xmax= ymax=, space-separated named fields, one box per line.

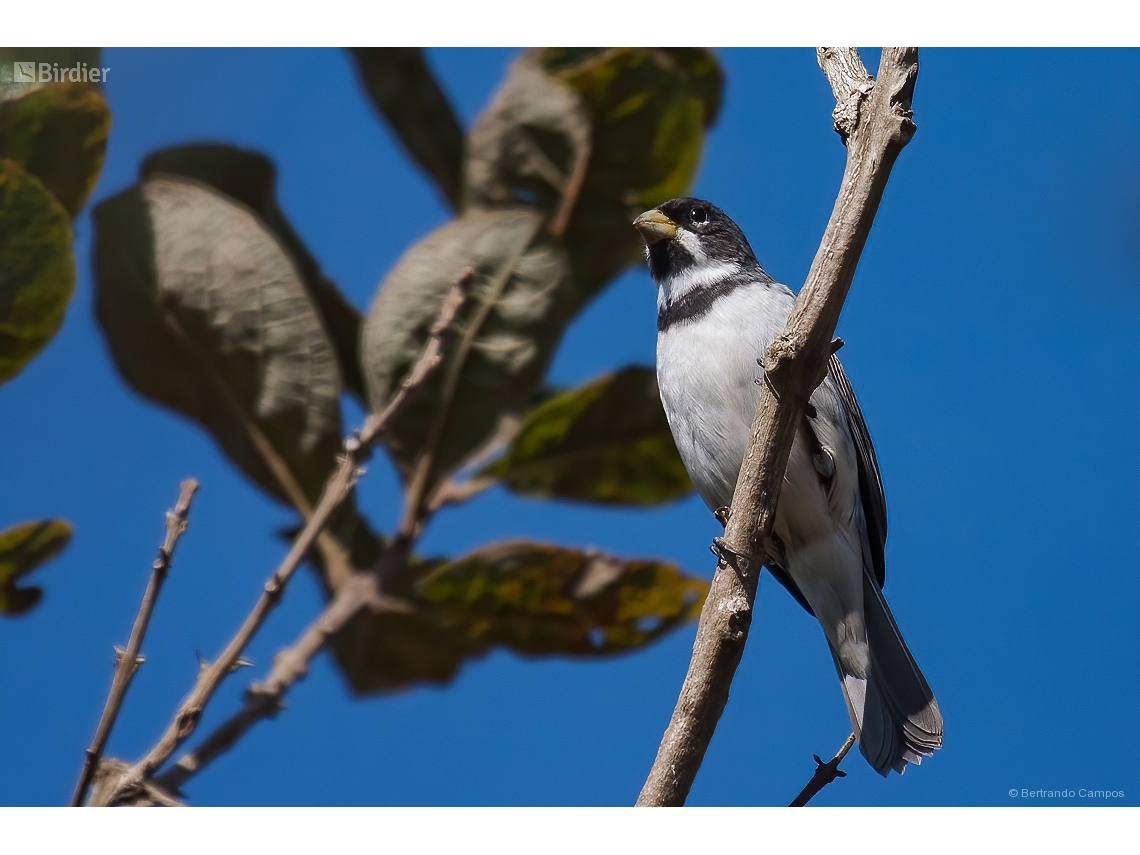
xmin=634 ymin=197 xmax=942 ymax=776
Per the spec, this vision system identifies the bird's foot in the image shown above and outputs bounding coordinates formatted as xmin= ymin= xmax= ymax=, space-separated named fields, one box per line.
xmin=710 ymin=536 xmax=746 ymax=568
xmin=714 ymin=506 xmax=731 ymax=526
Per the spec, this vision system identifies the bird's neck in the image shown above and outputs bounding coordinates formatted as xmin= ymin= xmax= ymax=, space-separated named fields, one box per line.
xmin=656 ymin=260 xmax=742 ymax=312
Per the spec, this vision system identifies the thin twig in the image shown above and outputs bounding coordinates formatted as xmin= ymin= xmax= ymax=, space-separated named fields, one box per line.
xmin=789 ymin=732 xmax=856 ymax=807
xmin=549 ymin=137 xmax=591 ymax=238
xmin=90 ymin=270 xmax=474 ymax=807
xmin=157 ymin=268 xmax=504 ymax=791
xmin=71 ymin=479 xmax=199 ymax=807
xmin=399 ymin=222 xmax=542 ymax=540
xmin=636 ymin=48 xmax=919 ymax=807
xmin=155 ymin=552 xmax=411 ymax=792
xmin=425 ymin=475 xmax=497 ymax=514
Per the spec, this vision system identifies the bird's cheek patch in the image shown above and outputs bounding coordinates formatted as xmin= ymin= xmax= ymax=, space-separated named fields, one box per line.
xmin=676 ymin=227 xmax=706 ymax=262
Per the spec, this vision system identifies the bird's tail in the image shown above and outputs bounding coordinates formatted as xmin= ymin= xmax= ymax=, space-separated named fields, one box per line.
xmin=832 ymin=574 xmax=943 ymax=776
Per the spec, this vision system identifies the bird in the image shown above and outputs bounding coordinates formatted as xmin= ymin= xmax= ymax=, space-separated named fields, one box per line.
xmin=633 ymin=196 xmax=942 ymax=776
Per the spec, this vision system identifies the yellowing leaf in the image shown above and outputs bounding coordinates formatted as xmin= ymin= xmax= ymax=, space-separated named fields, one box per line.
xmin=0 ymin=159 xmax=74 ymax=385
xmin=484 ymin=366 xmax=692 ymax=505
xmin=0 ymin=519 xmax=71 ymax=615
xmin=0 ymin=82 xmax=110 ymax=217
xmin=331 ymin=541 xmax=707 ymax=694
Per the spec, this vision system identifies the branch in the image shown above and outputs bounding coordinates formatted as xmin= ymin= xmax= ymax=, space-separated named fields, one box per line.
xmin=636 ymin=47 xmax=918 ymax=807
xmin=154 ymin=551 xmax=411 ymax=792
xmin=71 ymin=479 xmax=198 ymax=807
xmin=789 ymin=732 xmax=856 ymax=807
xmin=157 ymin=270 xmax=499 ymax=791
xmin=817 ymin=48 xmax=874 ymax=141
xmin=399 ymin=223 xmax=541 ymax=540
xmin=90 ymin=270 xmax=474 ymax=807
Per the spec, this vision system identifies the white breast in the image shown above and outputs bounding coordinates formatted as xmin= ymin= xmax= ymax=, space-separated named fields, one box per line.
xmin=656 ymin=282 xmax=793 ymax=511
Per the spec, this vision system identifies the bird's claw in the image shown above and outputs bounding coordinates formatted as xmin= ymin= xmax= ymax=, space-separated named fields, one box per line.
xmin=710 ymin=535 xmax=745 ymax=567
xmin=714 ymin=506 xmax=731 ymax=526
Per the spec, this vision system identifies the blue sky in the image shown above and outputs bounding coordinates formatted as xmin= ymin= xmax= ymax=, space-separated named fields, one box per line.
xmin=1 ymin=48 xmax=1137 ymax=807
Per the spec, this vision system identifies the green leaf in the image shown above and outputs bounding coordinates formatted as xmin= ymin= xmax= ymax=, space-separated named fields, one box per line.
xmin=362 ymin=206 xmax=573 ymax=480
xmin=483 ymin=366 xmax=692 ymax=505
xmin=0 ymin=48 xmax=103 ymax=100
xmin=349 ymin=48 xmax=465 ymax=209
xmin=93 ymin=174 xmax=345 ymax=510
xmin=0 ymin=82 xmax=110 ymax=217
xmin=331 ymin=540 xmax=707 ymax=693
xmin=139 ymin=144 xmax=367 ymax=403
xmin=0 ymin=519 xmax=71 ymax=615
xmin=361 ymin=50 xmax=724 ymax=487
xmin=543 ymin=47 xmax=724 ymax=296
xmin=0 ymin=158 xmax=75 ymax=385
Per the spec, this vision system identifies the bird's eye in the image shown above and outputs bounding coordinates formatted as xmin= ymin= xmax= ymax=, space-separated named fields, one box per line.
xmin=690 ymin=207 xmax=708 ymax=225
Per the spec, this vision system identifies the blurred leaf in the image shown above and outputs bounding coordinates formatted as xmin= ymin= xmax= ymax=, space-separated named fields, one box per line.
xmin=332 ymin=540 xmax=707 ymax=693
xmin=361 ymin=49 xmax=723 ymax=487
xmin=657 ymin=48 xmax=724 ymax=128
xmin=140 ymin=144 xmax=366 ymax=403
xmin=362 ymin=206 xmax=572 ymax=480
xmin=0 ymin=519 xmax=71 ymax=615
xmin=93 ymin=174 xmax=344 ymax=509
xmin=0 ymin=48 xmax=102 ymax=100
xmin=464 ymin=53 xmax=591 ymax=228
xmin=0 ymin=158 xmax=75 ymax=385
xmin=483 ymin=365 xmax=692 ymax=505
xmin=543 ymin=47 xmax=724 ymax=296
xmin=0 ymin=82 xmax=110 ymax=217
xmin=349 ymin=48 xmax=464 ymax=209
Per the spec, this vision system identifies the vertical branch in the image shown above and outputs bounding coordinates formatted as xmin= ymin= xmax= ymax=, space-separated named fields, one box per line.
xmin=71 ymin=478 xmax=199 ymax=807
xmin=636 ymin=48 xmax=918 ymax=807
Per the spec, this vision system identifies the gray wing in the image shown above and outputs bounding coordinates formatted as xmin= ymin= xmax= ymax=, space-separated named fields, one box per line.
xmin=828 ymin=353 xmax=887 ymax=588
xmin=759 ymin=354 xmax=889 ymax=613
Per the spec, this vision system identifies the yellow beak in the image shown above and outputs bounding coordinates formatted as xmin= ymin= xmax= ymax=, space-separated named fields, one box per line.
xmin=633 ymin=209 xmax=678 ymax=245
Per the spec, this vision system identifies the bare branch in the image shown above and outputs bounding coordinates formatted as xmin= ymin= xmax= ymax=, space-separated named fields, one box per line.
xmin=155 ymin=553 xmax=411 ymax=792
xmin=549 ymin=136 xmax=591 ymax=238
xmin=817 ymin=48 xmax=874 ymax=141
xmin=153 ymin=274 xmax=487 ymax=792
xmin=71 ymin=479 xmax=198 ymax=807
xmin=399 ymin=226 xmax=541 ymax=540
xmin=425 ymin=475 xmax=497 ymax=513
xmin=636 ymin=48 xmax=919 ymax=807
xmin=89 ymin=270 xmax=474 ymax=807
xmin=789 ymin=732 xmax=856 ymax=807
